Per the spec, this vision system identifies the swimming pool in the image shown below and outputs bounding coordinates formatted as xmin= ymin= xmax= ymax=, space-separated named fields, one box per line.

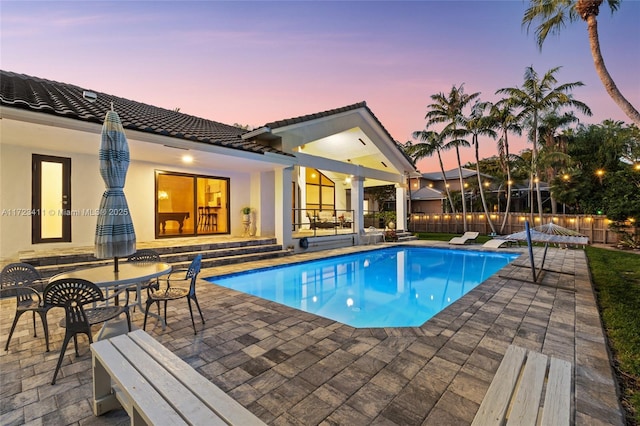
xmin=206 ymin=247 xmax=518 ymax=328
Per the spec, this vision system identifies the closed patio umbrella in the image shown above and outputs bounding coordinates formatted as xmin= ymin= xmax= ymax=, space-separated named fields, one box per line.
xmin=95 ymin=108 xmax=136 ymax=272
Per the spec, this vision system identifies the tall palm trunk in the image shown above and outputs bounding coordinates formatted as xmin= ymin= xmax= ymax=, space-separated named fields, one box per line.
xmin=584 ymin=11 xmax=640 ymax=126
xmin=500 ymin=167 xmax=513 ymax=233
xmin=500 ymin=135 xmax=512 ymax=234
xmin=547 ymin=164 xmax=558 ymax=215
xmin=455 ymin=145 xmax=467 ymax=231
xmin=474 ymin=135 xmax=496 ymax=234
xmin=532 ymin=114 xmax=544 ymax=221
xmin=437 ymin=150 xmax=456 ymax=214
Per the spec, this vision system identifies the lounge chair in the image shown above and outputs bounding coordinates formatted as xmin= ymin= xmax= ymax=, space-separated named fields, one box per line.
xmin=449 ymin=231 xmax=480 ymax=245
xmin=482 ymin=238 xmax=517 ymax=249
xmin=362 ymin=226 xmax=385 ymax=244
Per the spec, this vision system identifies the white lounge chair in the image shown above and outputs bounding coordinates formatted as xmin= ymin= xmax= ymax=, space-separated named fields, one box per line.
xmin=482 ymin=238 xmax=517 ymax=249
xmin=449 ymin=231 xmax=480 ymax=245
xmin=362 ymin=226 xmax=385 ymax=244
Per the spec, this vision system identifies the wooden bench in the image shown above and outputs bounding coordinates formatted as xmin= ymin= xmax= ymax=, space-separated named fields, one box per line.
xmin=472 ymin=345 xmax=572 ymax=426
xmin=91 ymin=330 xmax=266 ymax=425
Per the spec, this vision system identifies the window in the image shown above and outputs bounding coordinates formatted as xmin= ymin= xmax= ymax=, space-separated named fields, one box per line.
xmin=305 ymin=168 xmax=335 ymax=213
xmin=155 ymin=171 xmax=229 ymax=237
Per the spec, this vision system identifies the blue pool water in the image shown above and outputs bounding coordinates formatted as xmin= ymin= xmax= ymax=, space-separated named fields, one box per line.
xmin=206 ymin=247 xmax=518 ymax=328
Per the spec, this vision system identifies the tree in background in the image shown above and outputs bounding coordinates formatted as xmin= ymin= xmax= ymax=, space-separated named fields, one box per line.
xmin=497 ymin=66 xmax=591 ymax=220
xmin=537 ymin=111 xmax=579 ymax=214
xmin=406 ymin=129 xmax=457 ymax=213
xmin=522 ymin=0 xmax=640 ymax=126
xmin=566 ymin=120 xmax=639 ymax=214
xmin=462 ymin=100 xmax=498 ymax=234
xmin=490 ymin=100 xmax=522 ymax=232
xmin=425 ymin=84 xmax=479 ymax=231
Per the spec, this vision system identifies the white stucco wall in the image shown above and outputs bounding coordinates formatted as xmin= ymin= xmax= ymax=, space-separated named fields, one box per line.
xmin=0 ymin=141 xmax=259 ymax=261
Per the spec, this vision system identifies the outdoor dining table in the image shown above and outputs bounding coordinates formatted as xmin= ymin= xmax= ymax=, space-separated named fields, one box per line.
xmin=49 ymin=262 xmax=172 ymax=339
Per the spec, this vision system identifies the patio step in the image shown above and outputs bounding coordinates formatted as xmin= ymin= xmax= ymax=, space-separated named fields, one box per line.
xmin=19 ymin=238 xmax=288 ymax=280
xmin=396 ymin=231 xmax=418 ymax=242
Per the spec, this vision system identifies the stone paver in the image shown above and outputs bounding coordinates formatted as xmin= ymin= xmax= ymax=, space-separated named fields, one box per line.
xmin=0 ymin=242 xmax=625 ymax=425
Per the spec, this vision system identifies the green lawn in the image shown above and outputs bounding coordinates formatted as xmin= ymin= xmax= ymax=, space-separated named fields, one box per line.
xmin=585 ymin=246 xmax=640 ymax=424
xmin=416 ymin=234 xmax=640 ymax=423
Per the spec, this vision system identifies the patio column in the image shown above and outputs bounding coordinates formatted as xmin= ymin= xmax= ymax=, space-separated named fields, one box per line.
xmin=275 ymin=166 xmax=294 ymax=250
xmin=351 ymin=175 xmax=365 ymax=243
xmin=396 ymin=183 xmax=407 ymax=231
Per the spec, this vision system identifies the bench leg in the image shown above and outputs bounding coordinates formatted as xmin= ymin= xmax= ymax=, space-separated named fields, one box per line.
xmin=92 ymin=354 xmax=121 ymax=416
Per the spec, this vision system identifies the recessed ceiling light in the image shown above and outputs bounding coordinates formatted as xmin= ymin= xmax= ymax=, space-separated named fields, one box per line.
xmin=182 ymin=154 xmax=193 ymax=163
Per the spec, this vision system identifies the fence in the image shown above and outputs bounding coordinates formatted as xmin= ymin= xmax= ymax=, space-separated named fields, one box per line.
xmin=408 ymin=212 xmax=637 ymax=245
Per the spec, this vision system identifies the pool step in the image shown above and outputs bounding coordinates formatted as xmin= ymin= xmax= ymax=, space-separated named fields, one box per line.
xmin=18 ymin=238 xmax=288 ymax=280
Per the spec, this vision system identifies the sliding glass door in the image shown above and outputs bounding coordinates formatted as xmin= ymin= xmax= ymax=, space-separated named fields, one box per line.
xmin=155 ymin=171 xmax=229 ymax=237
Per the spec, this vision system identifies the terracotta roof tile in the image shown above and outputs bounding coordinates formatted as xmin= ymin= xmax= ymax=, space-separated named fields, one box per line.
xmin=0 ymin=70 xmax=291 ymax=157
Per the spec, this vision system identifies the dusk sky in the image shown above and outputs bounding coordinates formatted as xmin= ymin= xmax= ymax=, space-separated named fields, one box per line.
xmin=2 ymin=1 xmax=639 ymax=172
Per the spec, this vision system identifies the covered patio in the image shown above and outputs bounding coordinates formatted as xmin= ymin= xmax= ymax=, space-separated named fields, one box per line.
xmin=0 ymin=242 xmax=623 ymax=425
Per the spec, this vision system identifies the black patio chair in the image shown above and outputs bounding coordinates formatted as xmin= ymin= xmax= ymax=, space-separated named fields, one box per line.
xmin=1 ymin=262 xmax=52 ymax=352
xmin=126 ymin=249 xmax=162 ymax=309
xmin=44 ymin=278 xmax=131 ymax=385
xmin=143 ymin=254 xmax=204 ymax=334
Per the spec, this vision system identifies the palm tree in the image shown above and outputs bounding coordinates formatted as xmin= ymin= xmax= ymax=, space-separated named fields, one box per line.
xmin=425 ymin=84 xmax=479 ymax=231
xmin=407 ymin=129 xmax=457 ymax=214
xmin=462 ymin=100 xmax=498 ymax=234
xmin=522 ymin=0 xmax=640 ymax=127
xmin=490 ymin=100 xmax=522 ymax=233
xmin=497 ymin=66 xmax=591 ymax=220
xmin=538 ymin=111 xmax=579 ymax=214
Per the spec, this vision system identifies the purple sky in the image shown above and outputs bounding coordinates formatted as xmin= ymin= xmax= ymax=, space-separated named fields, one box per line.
xmin=2 ymin=1 xmax=639 ymax=171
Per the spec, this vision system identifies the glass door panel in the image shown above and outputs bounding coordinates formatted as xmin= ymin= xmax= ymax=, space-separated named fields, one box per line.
xmin=156 ymin=171 xmax=229 ymax=238
xmin=156 ymin=173 xmax=194 ymax=236
xmin=197 ymin=177 xmax=228 ymax=234
xmin=32 ymin=154 xmax=71 ymax=243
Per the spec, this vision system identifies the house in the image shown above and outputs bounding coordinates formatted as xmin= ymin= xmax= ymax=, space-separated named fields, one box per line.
xmin=408 ymin=167 xmax=492 ymax=213
xmin=408 ymin=186 xmax=446 ymax=214
xmin=0 ymin=71 xmax=418 ymax=261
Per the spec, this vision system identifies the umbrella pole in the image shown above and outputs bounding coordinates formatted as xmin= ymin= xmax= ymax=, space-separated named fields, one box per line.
xmin=114 ymin=256 xmax=119 ymax=272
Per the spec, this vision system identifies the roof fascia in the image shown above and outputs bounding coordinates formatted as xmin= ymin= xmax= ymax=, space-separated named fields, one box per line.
xmin=1 ymin=106 xmax=295 ymax=166
xmin=358 ymin=111 xmax=415 ymax=173
xmin=295 ymin=152 xmax=404 ymax=184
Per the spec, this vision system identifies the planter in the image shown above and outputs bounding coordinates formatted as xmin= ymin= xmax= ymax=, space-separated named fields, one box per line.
xmin=242 ymin=214 xmax=251 ymax=236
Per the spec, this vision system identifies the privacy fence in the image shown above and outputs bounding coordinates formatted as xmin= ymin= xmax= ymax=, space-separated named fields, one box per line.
xmin=408 ymin=212 xmax=637 ymax=245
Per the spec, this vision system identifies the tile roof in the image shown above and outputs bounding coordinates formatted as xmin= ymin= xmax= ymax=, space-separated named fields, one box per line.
xmin=411 ymin=186 xmax=446 ymax=200
xmin=421 ymin=167 xmax=480 ymax=181
xmin=264 ymin=101 xmax=368 ymax=129
xmin=0 ymin=70 xmax=291 ymax=157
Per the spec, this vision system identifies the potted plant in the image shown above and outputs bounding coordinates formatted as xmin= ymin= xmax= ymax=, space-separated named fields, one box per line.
xmin=241 ymin=207 xmax=252 ymax=236
xmin=381 ymin=211 xmax=397 ymax=229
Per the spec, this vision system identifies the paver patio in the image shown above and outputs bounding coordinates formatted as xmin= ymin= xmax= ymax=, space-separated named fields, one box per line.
xmin=0 ymin=242 xmax=625 ymax=425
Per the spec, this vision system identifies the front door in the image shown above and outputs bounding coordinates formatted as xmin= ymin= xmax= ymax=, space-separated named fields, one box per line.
xmin=32 ymin=154 xmax=71 ymax=243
